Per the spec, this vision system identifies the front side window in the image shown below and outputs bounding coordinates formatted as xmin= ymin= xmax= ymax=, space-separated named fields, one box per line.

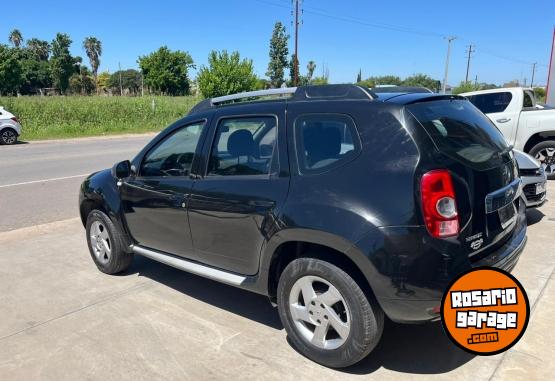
xmin=208 ymin=116 xmax=277 ymax=176
xmin=141 ymin=121 xmax=205 ymax=177
xmin=467 ymin=92 xmax=512 ymax=114
xmin=295 ymin=114 xmax=359 ymax=173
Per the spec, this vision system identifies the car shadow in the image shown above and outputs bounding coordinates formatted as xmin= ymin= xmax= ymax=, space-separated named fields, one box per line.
xmin=126 ymin=255 xmax=283 ymax=329
xmin=526 ymin=208 xmax=545 ymax=225
xmin=126 ymin=255 xmax=474 ymax=375
xmin=341 ymin=319 xmax=474 ymax=374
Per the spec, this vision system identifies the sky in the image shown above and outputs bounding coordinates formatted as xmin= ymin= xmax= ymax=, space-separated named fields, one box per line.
xmin=2 ymin=0 xmax=554 ymax=86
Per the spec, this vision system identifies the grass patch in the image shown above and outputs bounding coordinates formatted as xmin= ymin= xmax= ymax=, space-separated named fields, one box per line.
xmin=0 ymin=96 xmax=199 ymax=140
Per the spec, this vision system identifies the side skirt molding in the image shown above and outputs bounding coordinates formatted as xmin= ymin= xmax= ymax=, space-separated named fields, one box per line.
xmin=131 ymin=245 xmax=248 ymax=286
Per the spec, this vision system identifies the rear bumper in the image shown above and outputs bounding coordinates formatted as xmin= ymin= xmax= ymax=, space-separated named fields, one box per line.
xmin=359 ymin=202 xmax=527 ymax=324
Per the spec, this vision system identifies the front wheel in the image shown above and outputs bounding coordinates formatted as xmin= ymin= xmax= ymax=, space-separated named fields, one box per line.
xmin=529 ymin=140 xmax=555 ymax=178
xmin=277 ymin=257 xmax=384 ymax=368
xmin=86 ymin=209 xmax=133 ymax=274
xmin=0 ymin=128 xmax=18 ymax=145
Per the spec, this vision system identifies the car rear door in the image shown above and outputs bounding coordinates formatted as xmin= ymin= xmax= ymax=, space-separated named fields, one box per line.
xmin=187 ymin=104 xmax=289 ymax=276
xmin=466 ymin=91 xmax=519 ymax=144
xmin=120 ymin=119 xmax=208 ymax=259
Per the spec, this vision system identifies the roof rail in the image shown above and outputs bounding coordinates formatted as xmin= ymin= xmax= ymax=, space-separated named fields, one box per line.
xmin=211 ymin=87 xmax=297 ymax=105
xmin=187 ymin=84 xmax=376 ymax=116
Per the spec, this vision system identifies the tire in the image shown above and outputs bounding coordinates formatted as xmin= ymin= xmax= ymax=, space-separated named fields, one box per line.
xmin=277 ymin=257 xmax=384 ymax=368
xmin=529 ymin=140 xmax=555 ymax=178
xmin=0 ymin=128 xmax=18 ymax=145
xmin=86 ymin=209 xmax=133 ymax=274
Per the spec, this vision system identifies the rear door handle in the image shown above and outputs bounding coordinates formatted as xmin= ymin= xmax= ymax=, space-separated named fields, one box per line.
xmin=496 ymin=118 xmax=511 ymax=123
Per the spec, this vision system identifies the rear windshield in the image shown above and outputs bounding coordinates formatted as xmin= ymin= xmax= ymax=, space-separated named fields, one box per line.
xmin=408 ymin=99 xmax=509 ymax=170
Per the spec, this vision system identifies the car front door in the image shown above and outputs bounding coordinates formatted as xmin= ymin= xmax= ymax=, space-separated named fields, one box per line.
xmin=120 ymin=120 xmax=208 ymax=258
xmin=187 ymin=105 xmax=289 ymax=275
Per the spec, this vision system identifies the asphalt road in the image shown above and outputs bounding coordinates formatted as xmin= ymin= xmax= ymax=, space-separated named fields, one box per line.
xmin=0 ymin=135 xmax=154 ymax=232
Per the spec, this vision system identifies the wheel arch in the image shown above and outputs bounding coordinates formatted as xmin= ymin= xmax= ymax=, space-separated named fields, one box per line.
xmin=262 ymin=229 xmax=382 ymax=304
xmin=523 ymin=131 xmax=555 ymax=153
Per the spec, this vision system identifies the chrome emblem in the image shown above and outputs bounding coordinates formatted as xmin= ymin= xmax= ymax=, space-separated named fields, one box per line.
xmin=470 ymin=238 xmax=484 ymax=250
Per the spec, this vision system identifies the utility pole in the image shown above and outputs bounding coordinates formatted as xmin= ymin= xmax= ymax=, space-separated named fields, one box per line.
xmin=465 ymin=44 xmax=475 ymax=82
xmin=474 ymin=75 xmax=478 ymax=88
xmin=118 ymin=62 xmax=123 ymax=96
xmin=442 ymin=36 xmax=457 ymax=94
xmin=293 ymin=0 xmax=301 ymax=86
xmin=531 ymin=62 xmax=537 ymax=88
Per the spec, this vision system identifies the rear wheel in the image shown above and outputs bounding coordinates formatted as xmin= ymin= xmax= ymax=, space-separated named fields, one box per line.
xmin=277 ymin=257 xmax=384 ymax=368
xmin=0 ymin=128 xmax=17 ymax=145
xmin=86 ymin=210 xmax=133 ymax=274
xmin=529 ymin=140 xmax=555 ymax=178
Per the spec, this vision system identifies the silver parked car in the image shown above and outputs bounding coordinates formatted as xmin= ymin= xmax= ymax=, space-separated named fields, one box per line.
xmin=515 ymin=149 xmax=547 ymax=208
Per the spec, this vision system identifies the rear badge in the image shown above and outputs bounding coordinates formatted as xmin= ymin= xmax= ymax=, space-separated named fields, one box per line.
xmin=470 ymin=238 xmax=484 ymax=250
xmin=466 ymin=233 xmax=484 ymax=251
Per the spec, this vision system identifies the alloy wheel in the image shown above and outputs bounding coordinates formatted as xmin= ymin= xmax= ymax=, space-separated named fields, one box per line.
xmin=288 ymin=275 xmax=351 ymax=350
xmin=1 ymin=130 xmax=16 ymax=144
xmin=90 ymin=221 xmax=112 ymax=264
xmin=535 ymin=147 xmax=555 ymax=175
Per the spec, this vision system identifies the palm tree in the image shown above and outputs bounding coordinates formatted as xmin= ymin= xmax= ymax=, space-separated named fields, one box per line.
xmin=83 ymin=36 xmax=102 ymax=93
xmin=306 ymin=61 xmax=316 ymax=84
xmin=8 ymin=29 xmax=23 ymax=48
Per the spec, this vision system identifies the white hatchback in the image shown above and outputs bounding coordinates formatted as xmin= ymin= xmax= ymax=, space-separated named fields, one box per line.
xmin=0 ymin=106 xmax=22 ymax=145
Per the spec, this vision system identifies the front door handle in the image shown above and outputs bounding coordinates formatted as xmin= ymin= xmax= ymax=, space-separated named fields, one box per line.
xmin=496 ymin=118 xmax=511 ymax=123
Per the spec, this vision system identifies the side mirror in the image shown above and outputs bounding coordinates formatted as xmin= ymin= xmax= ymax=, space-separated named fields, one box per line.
xmin=112 ymin=160 xmax=132 ymax=179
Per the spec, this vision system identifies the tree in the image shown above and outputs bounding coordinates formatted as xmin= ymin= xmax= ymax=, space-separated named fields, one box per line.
xmin=108 ymin=69 xmax=142 ymax=95
xmin=357 ymin=75 xmax=402 ymax=88
xmin=138 ymin=46 xmax=194 ymax=95
xmin=20 ymin=49 xmax=51 ymax=94
xmin=306 ymin=61 xmax=316 ymax=83
xmin=311 ymin=76 xmax=329 ymax=86
xmin=83 ymin=36 xmax=102 ymax=92
xmin=452 ymin=81 xmax=477 ymax=94
xmin=27 ymin=38 xmax=50 ymax=60
xmin=97 ymin=71 xmax=111 ymax=93
xmin=197 ymin=50 xmax=257 ymax=98
xmin=288 ymin=54 xmax=299 ymax=86
xmin=402 ymin=73 xmax=440 ymax=92
xmin=533 ymin=87 xmax=546 ymax=102
xmin=50 ymin=33 xmax=75 ymax=93
xmin=356 ymin=69 xmax=362 ymax=83
xmin=266 ymin=22 xmax=289 ymax=88
xmin=8 ymin=29 xmax=23 ymax=48
xmin=69 ymin=66 xmax=95 ymax=95
xmin=0 ymin=45 xmax=23 ymax=95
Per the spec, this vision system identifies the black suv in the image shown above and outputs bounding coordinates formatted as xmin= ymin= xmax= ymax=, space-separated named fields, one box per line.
xmin=79 ymin=85 xmax=527 ymax=367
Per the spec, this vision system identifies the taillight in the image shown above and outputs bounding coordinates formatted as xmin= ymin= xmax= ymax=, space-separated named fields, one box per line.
xmin=420 ymin=170 xmax=459 ymax=238
xmin=10 ymin=117 xmax=18 ymax=123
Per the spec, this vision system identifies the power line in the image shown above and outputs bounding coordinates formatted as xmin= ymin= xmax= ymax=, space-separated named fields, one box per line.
xmin=252 ymin=0 xmax=544 ymax=68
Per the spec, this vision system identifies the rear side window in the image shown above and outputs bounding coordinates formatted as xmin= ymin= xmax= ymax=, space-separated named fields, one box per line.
xmin=408 ymin=100 xmax=509 ymax=170
xmin=523 ymin=91 xmax=534 ymax=108
xmin=294 ymin=114 xmax=360 ymax=173
xmin=467 ymin=92 xmax=512 ymax=113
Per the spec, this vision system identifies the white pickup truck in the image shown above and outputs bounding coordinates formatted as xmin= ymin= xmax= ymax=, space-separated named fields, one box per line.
xmin=461 ymin=87 xmax=555 ymax=176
